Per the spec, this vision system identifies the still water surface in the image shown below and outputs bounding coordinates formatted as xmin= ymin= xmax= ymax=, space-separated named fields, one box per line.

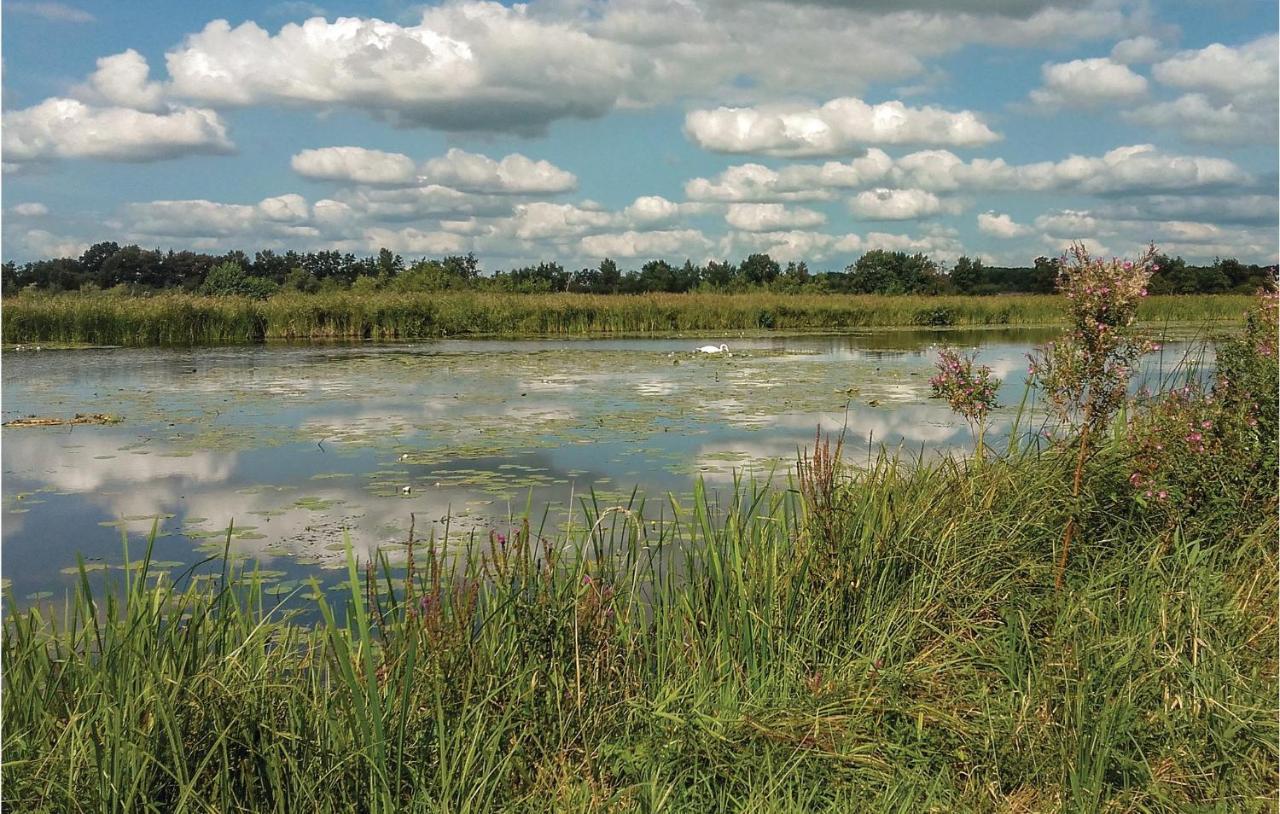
xmin=2 ymin=328 xmax=1204 ymax=600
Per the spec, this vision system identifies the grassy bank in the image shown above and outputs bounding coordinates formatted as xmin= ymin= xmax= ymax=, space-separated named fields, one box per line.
xmin=4 ymin=452 xmax=1274 ymax=811
xmin=5 ymin=376 xmax=1276 ymax=808
xmin=1 ymin=290 xmax=1254 ymax=345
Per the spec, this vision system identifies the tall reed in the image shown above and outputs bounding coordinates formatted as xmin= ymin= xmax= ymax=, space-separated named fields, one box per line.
xmin=2 ymin=290 xmax=1252 ymax=345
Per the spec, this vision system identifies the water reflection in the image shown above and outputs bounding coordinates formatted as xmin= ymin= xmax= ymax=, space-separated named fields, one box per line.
xmin=2 ymin=328 xmax=1212 ymax=600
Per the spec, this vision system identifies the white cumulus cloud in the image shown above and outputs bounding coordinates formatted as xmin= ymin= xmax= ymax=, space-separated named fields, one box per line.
xmin=621 ymin=196 xmax=711 ymax=227
xmin=889 ymin=144 xmax=1249 ymax=195
xmin=292 ymin=147 xmax=418 ymax=185
xmin=849 ymin=188 xmax=959 ymax=220
xmin=977 ymin=211 xmax=1031 ymax=238
xmin=580 ymin=229 xmax=711 ymax=259
xmin=684 ymin=97 xmax=999 ymax=157
xmin=1127 ymin=35 xmax=1278 ymax=145
xmin=11 ymin=203 xmax=50 ymax=217
xmin=1110 ymin=36 xmax=1161 ymax=64
xmin=1152 ymin=35 xmax=1278 ymax=97
xmin=725 ymin=203 xmax=827 ymax=232
xmin=358 ymin=227 xmax=469 ymax=255
xmin=124 ymin=194 xmax=314 ymax=239
xmin=2 ymin=98 xmax=233 ymax=163
xmin=163 ymin=9 xmax=631 ymax=135
xmin=79 ymin=49 xmax=167 ymax=111
xmin=420 ymin=149 xmax=577 ymax=195
xmin=15 ymin=229 xmax=90 ymax=258
xmin=502 ymin=202 xmax=615 ymax=240
xmin=1033 ymin=209 xmax=1103 ymax=237
xmin=688 ymin=144 xmax=1248 ymax=204
xmin=685 ymin=150 xmax=894 ymax=202
xmin=1029 ymin=57 xmax=1148 ymax=108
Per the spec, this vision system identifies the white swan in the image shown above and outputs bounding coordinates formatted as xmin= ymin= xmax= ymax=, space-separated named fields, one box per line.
xmin=696 ymin=344 xmax=729 ymax=354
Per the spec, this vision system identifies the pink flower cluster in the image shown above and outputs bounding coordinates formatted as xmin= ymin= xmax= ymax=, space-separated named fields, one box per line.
xmin=1030 ymin=243 xmax=1160 ymax=435
xmin=930 ymin=347 xmax=1001 ymax=427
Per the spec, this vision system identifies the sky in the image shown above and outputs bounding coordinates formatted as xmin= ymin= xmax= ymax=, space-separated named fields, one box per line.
xmin=2 ymin=0 xmax=1277 ymax=270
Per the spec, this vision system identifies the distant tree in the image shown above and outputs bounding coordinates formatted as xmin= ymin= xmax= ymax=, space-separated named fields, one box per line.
xmin=199 ymin=261 xmax=278 ymax=299
xmin=19 ymin=257 xmax=84 ymax=291
xmin=847 ymin=250 xmax=898 ymax=294
xmin=252 ymin=250 xmax=292 ymax=283
xmin=441 ymin=253 xmax=480 ymax=281
xmin=598 ymin=258 xmax=621 ymax=293
xmin=569 ymin=266 xmax=603 ymax=293
xmin=703 ymin=259 xmax=736 ymax=290
xmin=394 ymin=256 xmax=484 ymax=291
xmin=740 ymin=253 xmax=780 ymax=286
xmin=778 ymin=260 xmax=810 ymax=291
xmin=950 ymin=256 xmax=985 ymax=293
xmin=812 ymin=270 xmax=856 ymax=293
xmin=503 ymin=262 xmax=568 ymax=292
xmin=283 ymin=267 xmax=319 ymax=293
xmin=1 ymin=261 xmax=18 ymax=295
xmin=99 ymin=245 xmax=163 ymax=289
xmin=350 ymin=273 xmax=385 ymax=293
xmin=376 ymin=247 xmax=405 ymax=277
xmin=302 ymin=250 xmax=343 ymax=282
xmin=639 ymin=259 xmax=681 ymax=292
xmin=846 ymin=250 xmax=942 ymax=294
xmin=161 ymin=251 xmax=217 ymax=291
xmin=1030 ymin=256 xmax=1059 ymax=294
xmin=220 ymin=250 xmax=252 ymax=273
xmin=78 ymin=242 xmax=120 ymax=281
xmin=1146 ymin=253 xmax=1181 ymax=294
xmin=1194 ymin=264 xmax=1231 ymax=293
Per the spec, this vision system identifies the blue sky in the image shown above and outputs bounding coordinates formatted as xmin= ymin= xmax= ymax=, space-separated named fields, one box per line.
xmin=2 ymin=0 xmax=1276 ymax=269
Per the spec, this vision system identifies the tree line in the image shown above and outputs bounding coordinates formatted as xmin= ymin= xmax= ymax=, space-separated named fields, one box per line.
xmin=2 ymin=242 xmax=1274 ymax=298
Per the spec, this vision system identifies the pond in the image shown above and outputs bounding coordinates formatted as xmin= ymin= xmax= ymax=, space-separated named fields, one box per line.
xmin=1 ymin=328 xmax=1211 ymax=601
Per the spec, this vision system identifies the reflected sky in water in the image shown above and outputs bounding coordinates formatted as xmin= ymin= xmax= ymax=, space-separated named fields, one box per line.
xmin=1 ymin=328 xmax=1213 ymax=599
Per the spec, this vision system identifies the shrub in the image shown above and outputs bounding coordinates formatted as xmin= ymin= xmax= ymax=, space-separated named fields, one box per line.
xmin=198 ymin=262 xmax=278 ymax=300
xmin=929 ymin=347 xmax=1000 ymax=453
xmin=1126 ymin=289 xmax=1279 ymax=521
xmin=1028 ymin=243 xmax=1159 ymax=587
xmin=913 ymin=307 xmax=955 ymax=326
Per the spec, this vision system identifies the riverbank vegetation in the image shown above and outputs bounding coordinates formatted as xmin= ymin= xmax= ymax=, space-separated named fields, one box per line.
xmin=3 ymin=273 xmax=1276 ymax=810
xmin=0 ymin=290 xmax=1256 ymax=346
xmin=5 ymin=241 xmax=1275 ymax=298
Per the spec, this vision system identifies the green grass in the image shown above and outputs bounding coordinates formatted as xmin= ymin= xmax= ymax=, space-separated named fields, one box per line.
xmin=1 ymin=290 xmax=1255 ymax=345
xmin=4 ymin=432 xmax=1275 ymax=811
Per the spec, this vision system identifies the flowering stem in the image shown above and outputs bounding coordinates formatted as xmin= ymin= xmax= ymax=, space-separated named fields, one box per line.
xmin=1055 ymin=421 xmax=1091 ymax=590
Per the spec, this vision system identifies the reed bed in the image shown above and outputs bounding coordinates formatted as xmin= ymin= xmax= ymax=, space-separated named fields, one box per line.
xmin=1 ymin=290 xmax=1253 ymax=345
